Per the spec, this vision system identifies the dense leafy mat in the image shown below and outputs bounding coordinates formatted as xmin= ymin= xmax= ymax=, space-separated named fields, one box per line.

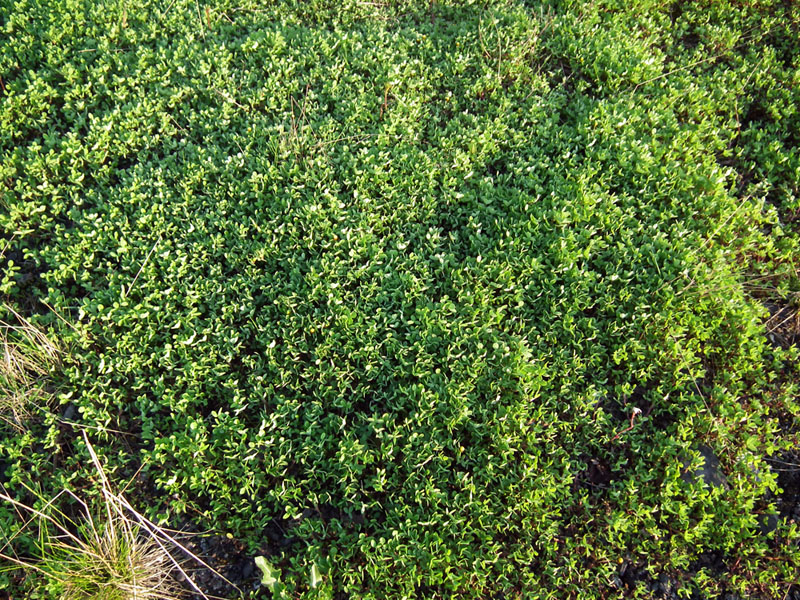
xmin=1 ymin=0 xmax=799 ymax=598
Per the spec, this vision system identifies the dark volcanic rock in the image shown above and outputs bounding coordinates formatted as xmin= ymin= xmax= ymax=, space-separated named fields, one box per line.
xmin=681 ymin=445 xmax=728 ymax=489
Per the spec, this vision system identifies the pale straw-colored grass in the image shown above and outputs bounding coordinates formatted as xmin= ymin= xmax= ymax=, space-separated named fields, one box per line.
xmin=0 ymin=303 xmax=62 ymax=430
xmin=0 ymin=432 xmax=240 ymax=600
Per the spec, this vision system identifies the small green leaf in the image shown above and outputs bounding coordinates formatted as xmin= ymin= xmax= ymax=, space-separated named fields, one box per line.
xmin=310 ymin=562 xmax=322 ymax=588
xmin=255 ymin=556 xmax=279 ymax=589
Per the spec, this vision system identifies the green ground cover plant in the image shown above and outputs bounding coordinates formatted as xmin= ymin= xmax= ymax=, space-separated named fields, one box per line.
xmin=1 ymin=0 xmax=799 ymax=598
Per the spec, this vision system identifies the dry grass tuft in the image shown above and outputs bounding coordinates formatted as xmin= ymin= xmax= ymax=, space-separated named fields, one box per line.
xmin=0 ymin=303 xmax=62 ymax=430
xmin=0 ymin=433 xmax=238 ymax=600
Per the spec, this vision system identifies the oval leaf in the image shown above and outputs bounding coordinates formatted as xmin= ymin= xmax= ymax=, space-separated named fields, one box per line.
xmin=254 ymin=556 xmax=279 ymax=589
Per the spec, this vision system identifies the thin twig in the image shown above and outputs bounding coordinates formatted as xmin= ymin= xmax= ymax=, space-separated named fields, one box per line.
xmin=123 ymin=236 xmax=161 ymax=299
xmin=195 ymin=0 xmax=206 ymax=39
xmin=611 ymin=407 xmax=642 ymax=442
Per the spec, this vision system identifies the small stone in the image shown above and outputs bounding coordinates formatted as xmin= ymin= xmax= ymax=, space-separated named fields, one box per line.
xmin=62 ymin=403 xmax=78 ymax=421
xmin=759 ymin=513 xmax=779 ymax=536
xmin=241 ymin=559 xmax=254 ymax=579
xmin=681 ymin=445 xmax=728 ymax=489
